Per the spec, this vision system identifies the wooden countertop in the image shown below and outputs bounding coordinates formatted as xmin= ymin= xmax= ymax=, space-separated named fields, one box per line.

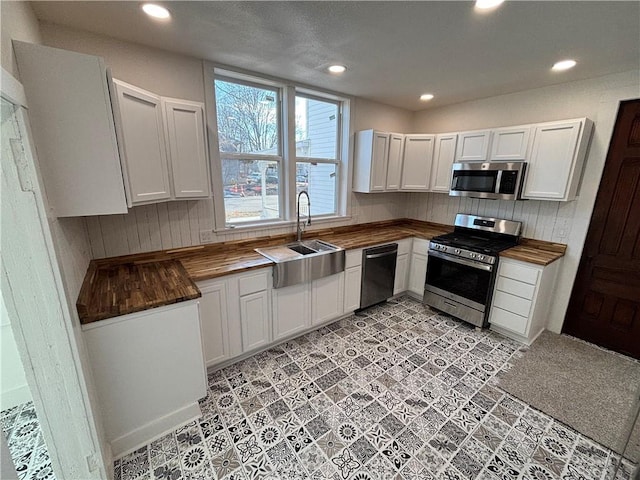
xmin=499 ymin=237 xmax=567 ymax=266
xmin=77 ymin=219 xmax=566 ymax=324
xmin=77 ymin=259 xmax=201 ymax=324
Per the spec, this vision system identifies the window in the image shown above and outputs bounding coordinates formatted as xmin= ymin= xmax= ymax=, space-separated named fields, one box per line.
xmin=215 ymin=78 xmax=282 ymax=224
xmin=295 ymin=95 xmax=339 ymax=216
xmin=209 ymin=68 xmax=349 ymax=229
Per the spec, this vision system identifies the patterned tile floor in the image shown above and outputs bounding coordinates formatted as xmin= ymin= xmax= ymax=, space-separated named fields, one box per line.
xmin=1 ymin=401 xmax=55 ymax=480
xmin=112 ymin=296 xmax=637 ymax=480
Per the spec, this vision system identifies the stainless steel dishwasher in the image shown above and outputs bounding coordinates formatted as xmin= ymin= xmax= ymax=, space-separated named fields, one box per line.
xmin=360 ymin=243 xmax=398 ymax=309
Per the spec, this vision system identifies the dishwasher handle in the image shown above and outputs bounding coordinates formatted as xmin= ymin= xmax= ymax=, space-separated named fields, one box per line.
xmin=365 ymin=251 xmax=397 ymax=260
xmin=363 ymin=243 xmax=398 ymax=257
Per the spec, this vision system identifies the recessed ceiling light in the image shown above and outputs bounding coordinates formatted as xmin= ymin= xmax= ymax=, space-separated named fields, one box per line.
xmin=142 ymin=3 xmax=171 ymax=19
xmin=420 ymin=94 xmax=435 ymax=101
xmin=475 ymin=0 xmax=505 ymax=10
xmin=552 ymin=59 xmax=577 ymax=71
xmin=328 ymin=65 xmax=347 ymax=74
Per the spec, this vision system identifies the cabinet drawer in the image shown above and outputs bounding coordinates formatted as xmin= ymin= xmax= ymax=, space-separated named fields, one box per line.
xmin=345 ymin=249 xmax=363 ymax=269
xmin=239 ymin=271 xmax=268 ymax=296
xmin=413 ymin=238 xmax=430 ymax=256
xmin=490 ymin=306 xmax=528 ymax=335
xmin=496 ymin=276 xmax=536 ymax=300
xmin=499 ymin=261 xmax=539 ymax=285
xmin=493 ymin=291 xmax=532 ymax=317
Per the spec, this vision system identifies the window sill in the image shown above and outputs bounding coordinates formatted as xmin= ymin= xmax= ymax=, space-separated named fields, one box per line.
xmin=214 ymin=215 xmax=353 ymax=236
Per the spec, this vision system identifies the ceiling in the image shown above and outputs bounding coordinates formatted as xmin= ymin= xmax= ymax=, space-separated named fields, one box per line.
xmin=31 ymin=1 xmax=640 ymax=111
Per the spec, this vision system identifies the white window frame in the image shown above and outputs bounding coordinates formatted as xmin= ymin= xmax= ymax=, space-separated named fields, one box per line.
xmin=204 ymin=63 xmax=352 ymax=233
xmin=294 ymin=90 xmax=341 ymax=218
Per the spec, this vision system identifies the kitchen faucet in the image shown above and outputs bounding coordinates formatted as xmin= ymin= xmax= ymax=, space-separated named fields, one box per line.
xmin=296 ymin=191 xmax=311 ymax=242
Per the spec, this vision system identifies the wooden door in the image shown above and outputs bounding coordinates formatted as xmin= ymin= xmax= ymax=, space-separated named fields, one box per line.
xmin=385 ymin=133 xmax=404 ymax=190
xmin=430 ymin=134 xmax=457 ymax=192
xmin=563 ymin=100 xmax=640 ymax=359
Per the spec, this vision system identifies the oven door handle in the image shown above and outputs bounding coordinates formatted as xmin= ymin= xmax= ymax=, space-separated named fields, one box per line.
xmin=428 ymin=250 xmax=494 ymax=272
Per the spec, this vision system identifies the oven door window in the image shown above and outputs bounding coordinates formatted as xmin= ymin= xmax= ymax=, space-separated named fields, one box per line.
xmin=451 ymin=170 xmax=498 ymax=193
xmin=426 ymin=254 xmax=492 ymax=305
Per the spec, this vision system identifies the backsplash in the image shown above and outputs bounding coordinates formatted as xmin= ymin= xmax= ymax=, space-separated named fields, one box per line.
xmin=405 ymin=193 xmax=576 ymax=243
xmin=86 ymin=192 xmax=407 ymax=258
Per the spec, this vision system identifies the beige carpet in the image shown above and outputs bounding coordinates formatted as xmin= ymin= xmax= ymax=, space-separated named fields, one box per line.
xmin=498 ymin=330 xmax=640 ymax=461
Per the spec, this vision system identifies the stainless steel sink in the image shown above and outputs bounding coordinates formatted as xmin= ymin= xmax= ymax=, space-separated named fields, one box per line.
xmin=255 ymin=239 xmax=345 ymax=288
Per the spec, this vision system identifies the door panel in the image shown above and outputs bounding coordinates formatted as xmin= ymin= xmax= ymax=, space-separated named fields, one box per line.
xmin=563 ymin=100 xmax=640 ymax=358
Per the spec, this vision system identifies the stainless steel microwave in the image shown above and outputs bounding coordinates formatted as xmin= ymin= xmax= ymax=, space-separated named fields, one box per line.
xmin=449 ymin=161 xmax=527 ymax=200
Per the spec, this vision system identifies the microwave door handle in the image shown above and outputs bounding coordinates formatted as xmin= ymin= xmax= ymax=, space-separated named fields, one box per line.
xmin=495 ymin=170 xmax=503 ymax=194
xmin=451 ymin=175 xmax=458 ymax=190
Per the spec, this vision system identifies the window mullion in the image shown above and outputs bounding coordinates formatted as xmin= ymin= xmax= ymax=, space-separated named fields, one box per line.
xmin=283 ymin=85 xmax=297 ymax=222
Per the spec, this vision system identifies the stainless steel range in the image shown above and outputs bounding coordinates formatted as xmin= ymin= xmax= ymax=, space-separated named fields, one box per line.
xmin=424 ymin=214 xmax=522 ymax=328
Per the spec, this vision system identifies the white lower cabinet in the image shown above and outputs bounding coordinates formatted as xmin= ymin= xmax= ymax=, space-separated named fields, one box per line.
xmin=394 ymin=238 xmax=412 ymax=295
xmin=240 ymin=291 xmax=271 ymax=351
xmin=394 ymin=254 xmax=409 ymax=295
xmin=344 ymin=266 xmax=362 ymax=312
xmin=408 ymin=238 xmax=430 ymax=297
xmin=82 ymin=300 xmax=206 ymax=457
xmin=272 ymin=282 xmax=311 ymax=341
xmin=198 ymin=280 xmax=230 ymax=367
xmin=312 ymin=273 xmax=345 ymax=326
xmin=489 ymin=257 xmax=561 ymax=344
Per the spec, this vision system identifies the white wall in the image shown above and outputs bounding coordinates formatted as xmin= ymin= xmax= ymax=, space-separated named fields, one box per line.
xmin=408 ymin=70 xmax=640 ymax=332
xmin=0 ymin=1 xmax=42 ymax=79
xmin=40 ymin=23 xmax=412 ymax=258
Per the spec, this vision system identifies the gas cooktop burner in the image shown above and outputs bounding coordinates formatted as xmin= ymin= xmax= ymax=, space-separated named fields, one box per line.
xmin=430 ymin=232 xmax=519 ymax=255
xmin=428 ymin=214 xmax=522 ymax=265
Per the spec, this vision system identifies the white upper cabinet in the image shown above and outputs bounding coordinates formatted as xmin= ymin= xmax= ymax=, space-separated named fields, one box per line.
xmin=490 ymin=126 xmax=531 ymax=161
xmin=430 ymin=134 xmax=458 ymax=193
xmin=455 ymin=130 xmax=492 ymax=162
xmin=113 ymin=80 xmax=212 ymax=206
xmin=162 ymin=98 xmax=210 ymax=198
xmin=13 ymin=41 xmax=128 ymax=217
xmin=385 ymin=134 xmax=405 ymax=190
xmin=353 ymin=130 xmax=398 ymax=193
xmin=113 ymin=80 xmax=172 ymax=205
xmin=522 ymin=118 xmax=593 ymax=201
xmin=400 ymin=135 xmax=435 ymax=191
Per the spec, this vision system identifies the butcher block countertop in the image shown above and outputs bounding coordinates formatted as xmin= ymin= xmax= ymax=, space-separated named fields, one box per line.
xmin=77 ymin=219 xmax=566 ymax=324
xmin=77 ymin=259 xmax=201 ymax=324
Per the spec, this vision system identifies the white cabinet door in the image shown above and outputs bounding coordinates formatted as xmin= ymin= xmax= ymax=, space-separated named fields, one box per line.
xmin=523 ymin=120 xmax=585 ymax=200
xmin=113 ymin=80 xmax=172 ymax=204
xmin=272 ymin=283 xmax=311 ymax=341
xmin=490 ymin=126 xmax=531 ymax=161
xmin=400 ymin=135 xmax=435 ymax=191
xmin=239 ymin=291 xmax=270 ymax=352
xmin=198 ymin=281 xmax=229 ymax=367
xmin=408 ymin=253 xmax=428 ymax=296
xmin=312 ymin=273 xmax=345 ymax=325
xmin=385 ymin=133 xmax=405 ymax=190
xmin=353 ymin=130 xmax=389 ymax=192
xmin=344 ymin=266 xmax=362 ymax=313
xmin=430 ymin=134 xmax=457 ymax=193
xmin=13 ymin=41 xmax=128 ymax=217
xmin=455 ymin=130 xmax=491 ymax=162
xmin=162 ymin=98 xmax=210 ymax=198
xmin=394 ymin=253 xmax=409 ymax=295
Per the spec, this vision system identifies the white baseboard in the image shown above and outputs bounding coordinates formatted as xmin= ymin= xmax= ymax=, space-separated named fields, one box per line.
xmin=111 ymin=402 xmax=202 ymax=459
xmin=0 ymin=384 xmax=32 ymax=411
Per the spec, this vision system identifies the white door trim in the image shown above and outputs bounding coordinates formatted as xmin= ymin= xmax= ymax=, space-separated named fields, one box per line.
xmin=1 ymin=67 xmax=109 ymax=479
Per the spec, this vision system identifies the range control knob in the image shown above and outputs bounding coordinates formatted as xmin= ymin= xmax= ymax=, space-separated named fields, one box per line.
xmin=469 ymin=253 xmax=476 ymax=258
xmin=478 ymin=255 xmax=485 ymax=261
xmin=455 ymin=249 xmax=461 ymax=254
